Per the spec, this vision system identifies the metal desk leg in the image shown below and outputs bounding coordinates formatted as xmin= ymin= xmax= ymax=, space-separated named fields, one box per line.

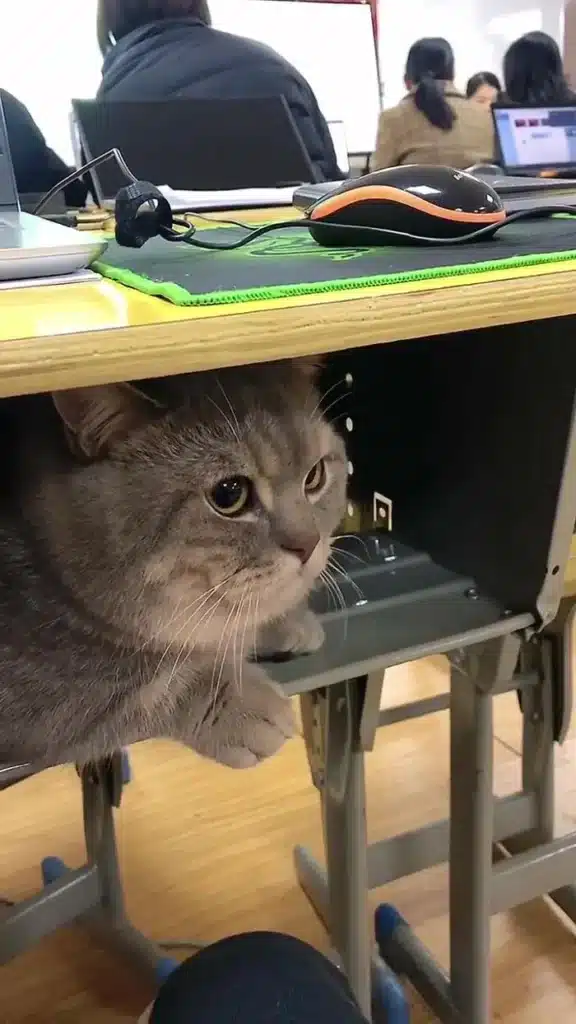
xmin=296 ymin=678 xmax=381 ymax=1019
xmin=324 ymin=679 xmax=371 ymax=1017
xmin=503 ymin=633 xmax=576 ymax=924
xmin=449 ymin=663 xmax=494 ymax=1024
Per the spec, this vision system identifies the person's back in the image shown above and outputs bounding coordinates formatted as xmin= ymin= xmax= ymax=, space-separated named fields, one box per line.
xmin=97 ymin=0 xmax=341 ymax=181
xmin=0 ymin=89 xmax=87 ymax=207
xmin=374 ymin=92 xmax=494 ymax=169
xmin=503 ymin=31 xmax=576 ymax=106
xmin=373 ymin=37 xmax=494 ymax=170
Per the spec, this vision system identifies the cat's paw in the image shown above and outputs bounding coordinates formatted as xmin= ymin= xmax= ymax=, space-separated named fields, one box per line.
xmin=257 ymin=608 xmax=325 ymax=659
xmin=213 ymin=678 xmax=296 ymax=769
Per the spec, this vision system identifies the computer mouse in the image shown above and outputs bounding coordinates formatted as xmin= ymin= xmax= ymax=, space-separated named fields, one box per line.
xmin=306 ymin=166 xmax=506 ymax=246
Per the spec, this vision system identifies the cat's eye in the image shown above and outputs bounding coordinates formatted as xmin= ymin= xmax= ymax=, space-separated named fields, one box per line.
xmin=207 ymin=476 xmax=254 ymax=517
xmin=304 ymin=459 xmax=327 ymax=496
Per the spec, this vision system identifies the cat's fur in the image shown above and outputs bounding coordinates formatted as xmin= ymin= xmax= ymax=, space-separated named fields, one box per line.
xmin=0 ymin=360 xmax=347 ymax=769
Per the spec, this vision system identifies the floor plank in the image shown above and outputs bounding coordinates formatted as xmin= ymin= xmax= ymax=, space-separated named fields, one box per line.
xmin=1 ymin=659 xmax=575 ymax=1021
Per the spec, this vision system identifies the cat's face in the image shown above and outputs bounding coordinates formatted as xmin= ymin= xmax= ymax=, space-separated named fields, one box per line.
xmin=52 ymin=360 xmax=347 ymax=650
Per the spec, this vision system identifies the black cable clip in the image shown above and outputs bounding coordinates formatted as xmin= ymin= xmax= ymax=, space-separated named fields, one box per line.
xmin=114 ymin=181 xmax=174 ymax=248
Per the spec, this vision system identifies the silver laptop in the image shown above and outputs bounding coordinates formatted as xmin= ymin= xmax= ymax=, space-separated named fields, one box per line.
xmin=0 ymin=99 xmax=105 ymax=281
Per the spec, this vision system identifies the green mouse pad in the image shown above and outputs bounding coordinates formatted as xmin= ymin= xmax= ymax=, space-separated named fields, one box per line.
xmin=94 ymin=217 xmax=576 ymax=308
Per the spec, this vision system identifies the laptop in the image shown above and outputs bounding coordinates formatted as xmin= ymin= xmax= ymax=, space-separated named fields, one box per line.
xmin=72 ymin=97 xmax=318 ymax=209
xmin=492 ymin=102 xmax=576 ymax=177
xmin=0 ymin=100 xmax=105 ymax=282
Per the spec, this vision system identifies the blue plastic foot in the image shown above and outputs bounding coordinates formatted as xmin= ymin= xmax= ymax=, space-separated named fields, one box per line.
xmin=41 ymin=856 xmax=67 ymax=886
xmin=374 ymin=905 xmax=411 ymax=1022
xmin=375 ymin=903 xmax=406 ymax=942
xmin=121 ymin=750 xmax=132 ymax=785
xmin=156 ymin=956 xmax=179 ymax=984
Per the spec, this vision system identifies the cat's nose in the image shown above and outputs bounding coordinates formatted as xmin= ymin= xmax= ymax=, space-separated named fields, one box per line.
xmin=281 ymin=534 xmax=319 ymax=566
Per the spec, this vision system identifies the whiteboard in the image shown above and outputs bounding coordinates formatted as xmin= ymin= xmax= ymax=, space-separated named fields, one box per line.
xmin=210 ymin=0 xmax=381 ymax=154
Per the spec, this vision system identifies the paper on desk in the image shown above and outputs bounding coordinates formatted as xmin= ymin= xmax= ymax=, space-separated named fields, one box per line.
xmin=158 ymin=185 xmax=297 ymax=211
xmin=0 ymin=269 xmax=100 ymax=290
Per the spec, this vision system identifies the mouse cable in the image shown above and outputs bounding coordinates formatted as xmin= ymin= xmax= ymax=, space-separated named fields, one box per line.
xmin=159 ymin=204 xmax=576 ymax=250
xmin=32 ymin=149 xmax=138 ymax=216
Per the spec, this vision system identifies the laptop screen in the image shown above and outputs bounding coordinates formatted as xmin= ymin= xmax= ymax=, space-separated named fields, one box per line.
xmin=0 ymin=98 xmax=19 ymax=210
xmin=494 ymin=105 xmax=576 ymax=171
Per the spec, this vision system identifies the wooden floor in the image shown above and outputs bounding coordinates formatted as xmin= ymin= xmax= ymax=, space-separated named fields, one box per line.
xmin=2 ymin=657 xmax=576 ymax=1022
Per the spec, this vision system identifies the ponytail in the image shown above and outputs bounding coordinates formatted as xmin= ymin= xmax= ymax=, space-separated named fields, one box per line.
xmin=413 ymin=74 xmax=455 ymax=131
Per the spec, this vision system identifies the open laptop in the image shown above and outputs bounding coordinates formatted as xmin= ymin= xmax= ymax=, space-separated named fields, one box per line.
xmin=0 ymin=99 xmax=105 ymax=281
xmin=72 ymin=97 xmax=318 ymax=209
xmin=492 ymin=102 xmax=576 ymax=178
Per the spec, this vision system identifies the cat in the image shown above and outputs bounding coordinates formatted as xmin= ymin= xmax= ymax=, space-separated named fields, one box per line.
xmin=0 ymin=359 xmax=347 ymax=770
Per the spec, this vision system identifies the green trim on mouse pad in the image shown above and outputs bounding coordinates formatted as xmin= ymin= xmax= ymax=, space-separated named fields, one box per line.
xmin=94 ymin=245 xmax=576 ymax=308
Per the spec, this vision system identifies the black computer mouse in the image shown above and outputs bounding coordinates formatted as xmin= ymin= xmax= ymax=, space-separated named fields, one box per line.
xmin=306 ymin=166 xmax=506 ymax=246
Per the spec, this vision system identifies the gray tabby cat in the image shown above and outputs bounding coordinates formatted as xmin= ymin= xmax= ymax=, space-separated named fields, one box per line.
xmin=0 ymin=359 xmax=347 ymax=769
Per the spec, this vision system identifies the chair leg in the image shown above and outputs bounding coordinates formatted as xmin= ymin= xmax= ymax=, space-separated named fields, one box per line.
xmin=449 ymin=661 xmax=494 ymax=1024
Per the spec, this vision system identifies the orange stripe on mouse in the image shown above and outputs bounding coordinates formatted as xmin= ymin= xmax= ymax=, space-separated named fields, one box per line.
xmin=310 ymin=185 xmax=506 ymax=225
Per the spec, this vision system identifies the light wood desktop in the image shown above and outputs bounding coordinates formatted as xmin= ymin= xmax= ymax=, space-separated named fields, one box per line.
xmin=1 ymin=207 xmax=576 ymax=398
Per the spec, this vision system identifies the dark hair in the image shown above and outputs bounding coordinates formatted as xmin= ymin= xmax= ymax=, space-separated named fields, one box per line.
xmin=503 ymin=31 xmax=572 ymax=105
xmin=466 ymin=71 xmax=502 ymax=99
xmin=405 ymin=38 xmax=456 ymax=131
xmin=98 ymin=0 xmax=211 ymax=51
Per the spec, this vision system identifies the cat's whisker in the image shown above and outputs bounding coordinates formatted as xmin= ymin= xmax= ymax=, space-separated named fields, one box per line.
xmin=329 ymin=545 xmax=366 ymax=566
xmin=138 ymin=573 xmax=236 ymax=654
xmin=332 ymin=533 xmax=371 ymax=557
xmin=328 ymin=557 xmax=365 ymax=602
xmin=320 ymin=568 xmax=342 ymax=613
xmin=231 ymin=584 xmax=250 ymax=694
xmin=251 ymin=594 xmax=260 ymax=661
xmin=209 ymin=595 xmax=241 ymax=716
xmin=306 ymin=376 xmax=347 ymax=422
xmin=216 ymin=377 xmax=242 ymax=441
xmin=237 ymin=587 xmax=254 ymax=697
xmin=315 ymin=390 xmax=350 ymax=423
xmin=209 ymin=592 xmax=245 ymax=731
xmin=206 ymin=395 xmax=240 ymax=444
xmin=153 ymin=586 xmax=231 ymax=692
xmin=322 ymin=566 xmax=348 ymax=644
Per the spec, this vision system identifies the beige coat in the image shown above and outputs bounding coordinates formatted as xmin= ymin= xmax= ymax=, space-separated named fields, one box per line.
xmin=373 ymin=90 xmax=495 ymax=170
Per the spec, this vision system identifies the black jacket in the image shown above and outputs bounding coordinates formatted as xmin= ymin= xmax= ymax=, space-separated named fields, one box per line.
xmin=0 ymin=90 xmax=88 ymax=207
xmin=98 ymin=17 xmax=341 ymax=181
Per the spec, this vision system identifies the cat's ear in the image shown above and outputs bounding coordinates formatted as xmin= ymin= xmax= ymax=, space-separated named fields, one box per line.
xmin=52 ymin=383 xmax=160 ymax=459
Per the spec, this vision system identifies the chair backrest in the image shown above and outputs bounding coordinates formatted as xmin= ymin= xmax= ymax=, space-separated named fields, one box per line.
xmin=72 ymin=97 xmax=318 ymax=203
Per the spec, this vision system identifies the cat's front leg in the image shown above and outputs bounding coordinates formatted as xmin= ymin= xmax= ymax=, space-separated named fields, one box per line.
xmin=255 ymin=605 xmax=325 ymax=660
xmin=168 ymin=659 xmax=296 ymax=769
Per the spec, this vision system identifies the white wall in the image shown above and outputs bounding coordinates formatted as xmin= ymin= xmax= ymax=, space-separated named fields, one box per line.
xmin=2 ymin=0 xmax=101 ymax=162
xmin=378 ymin=0 xmax=565 ymax=107
xmin=0 ymin=0 xmax=568 ymax=161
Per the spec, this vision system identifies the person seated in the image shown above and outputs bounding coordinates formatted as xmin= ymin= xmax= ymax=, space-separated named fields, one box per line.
xmin=502 ymin=31 xmax=576 ymax=105
xmin=372 ymin=38 xmax=495 ymax=171
xmin=96 ymin=0 xmax=341 ymax=182
xmin=466 ymin=71 xmax=502 ymax=108
xmin=0 ymin=89 xmax=88 ymax=208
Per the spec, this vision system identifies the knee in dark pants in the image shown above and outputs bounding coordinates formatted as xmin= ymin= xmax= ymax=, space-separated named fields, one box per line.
xmin=150 ymin=931 xmax=367 ymax=1023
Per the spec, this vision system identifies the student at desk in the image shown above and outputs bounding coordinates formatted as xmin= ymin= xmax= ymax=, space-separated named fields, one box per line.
xmin=372 ymin=37 xmax=494 ymax=171
xmin=502 ymin=31 xmax=576 ymax=105
xmin=0 ymin=89 xmax=88 ymax=207
xmin=96 ymin=0 xmax=341 ymax=182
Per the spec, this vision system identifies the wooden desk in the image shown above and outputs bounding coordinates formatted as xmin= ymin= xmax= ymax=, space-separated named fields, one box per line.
xmin=1 ymin=206 xmax=576 ymax=397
